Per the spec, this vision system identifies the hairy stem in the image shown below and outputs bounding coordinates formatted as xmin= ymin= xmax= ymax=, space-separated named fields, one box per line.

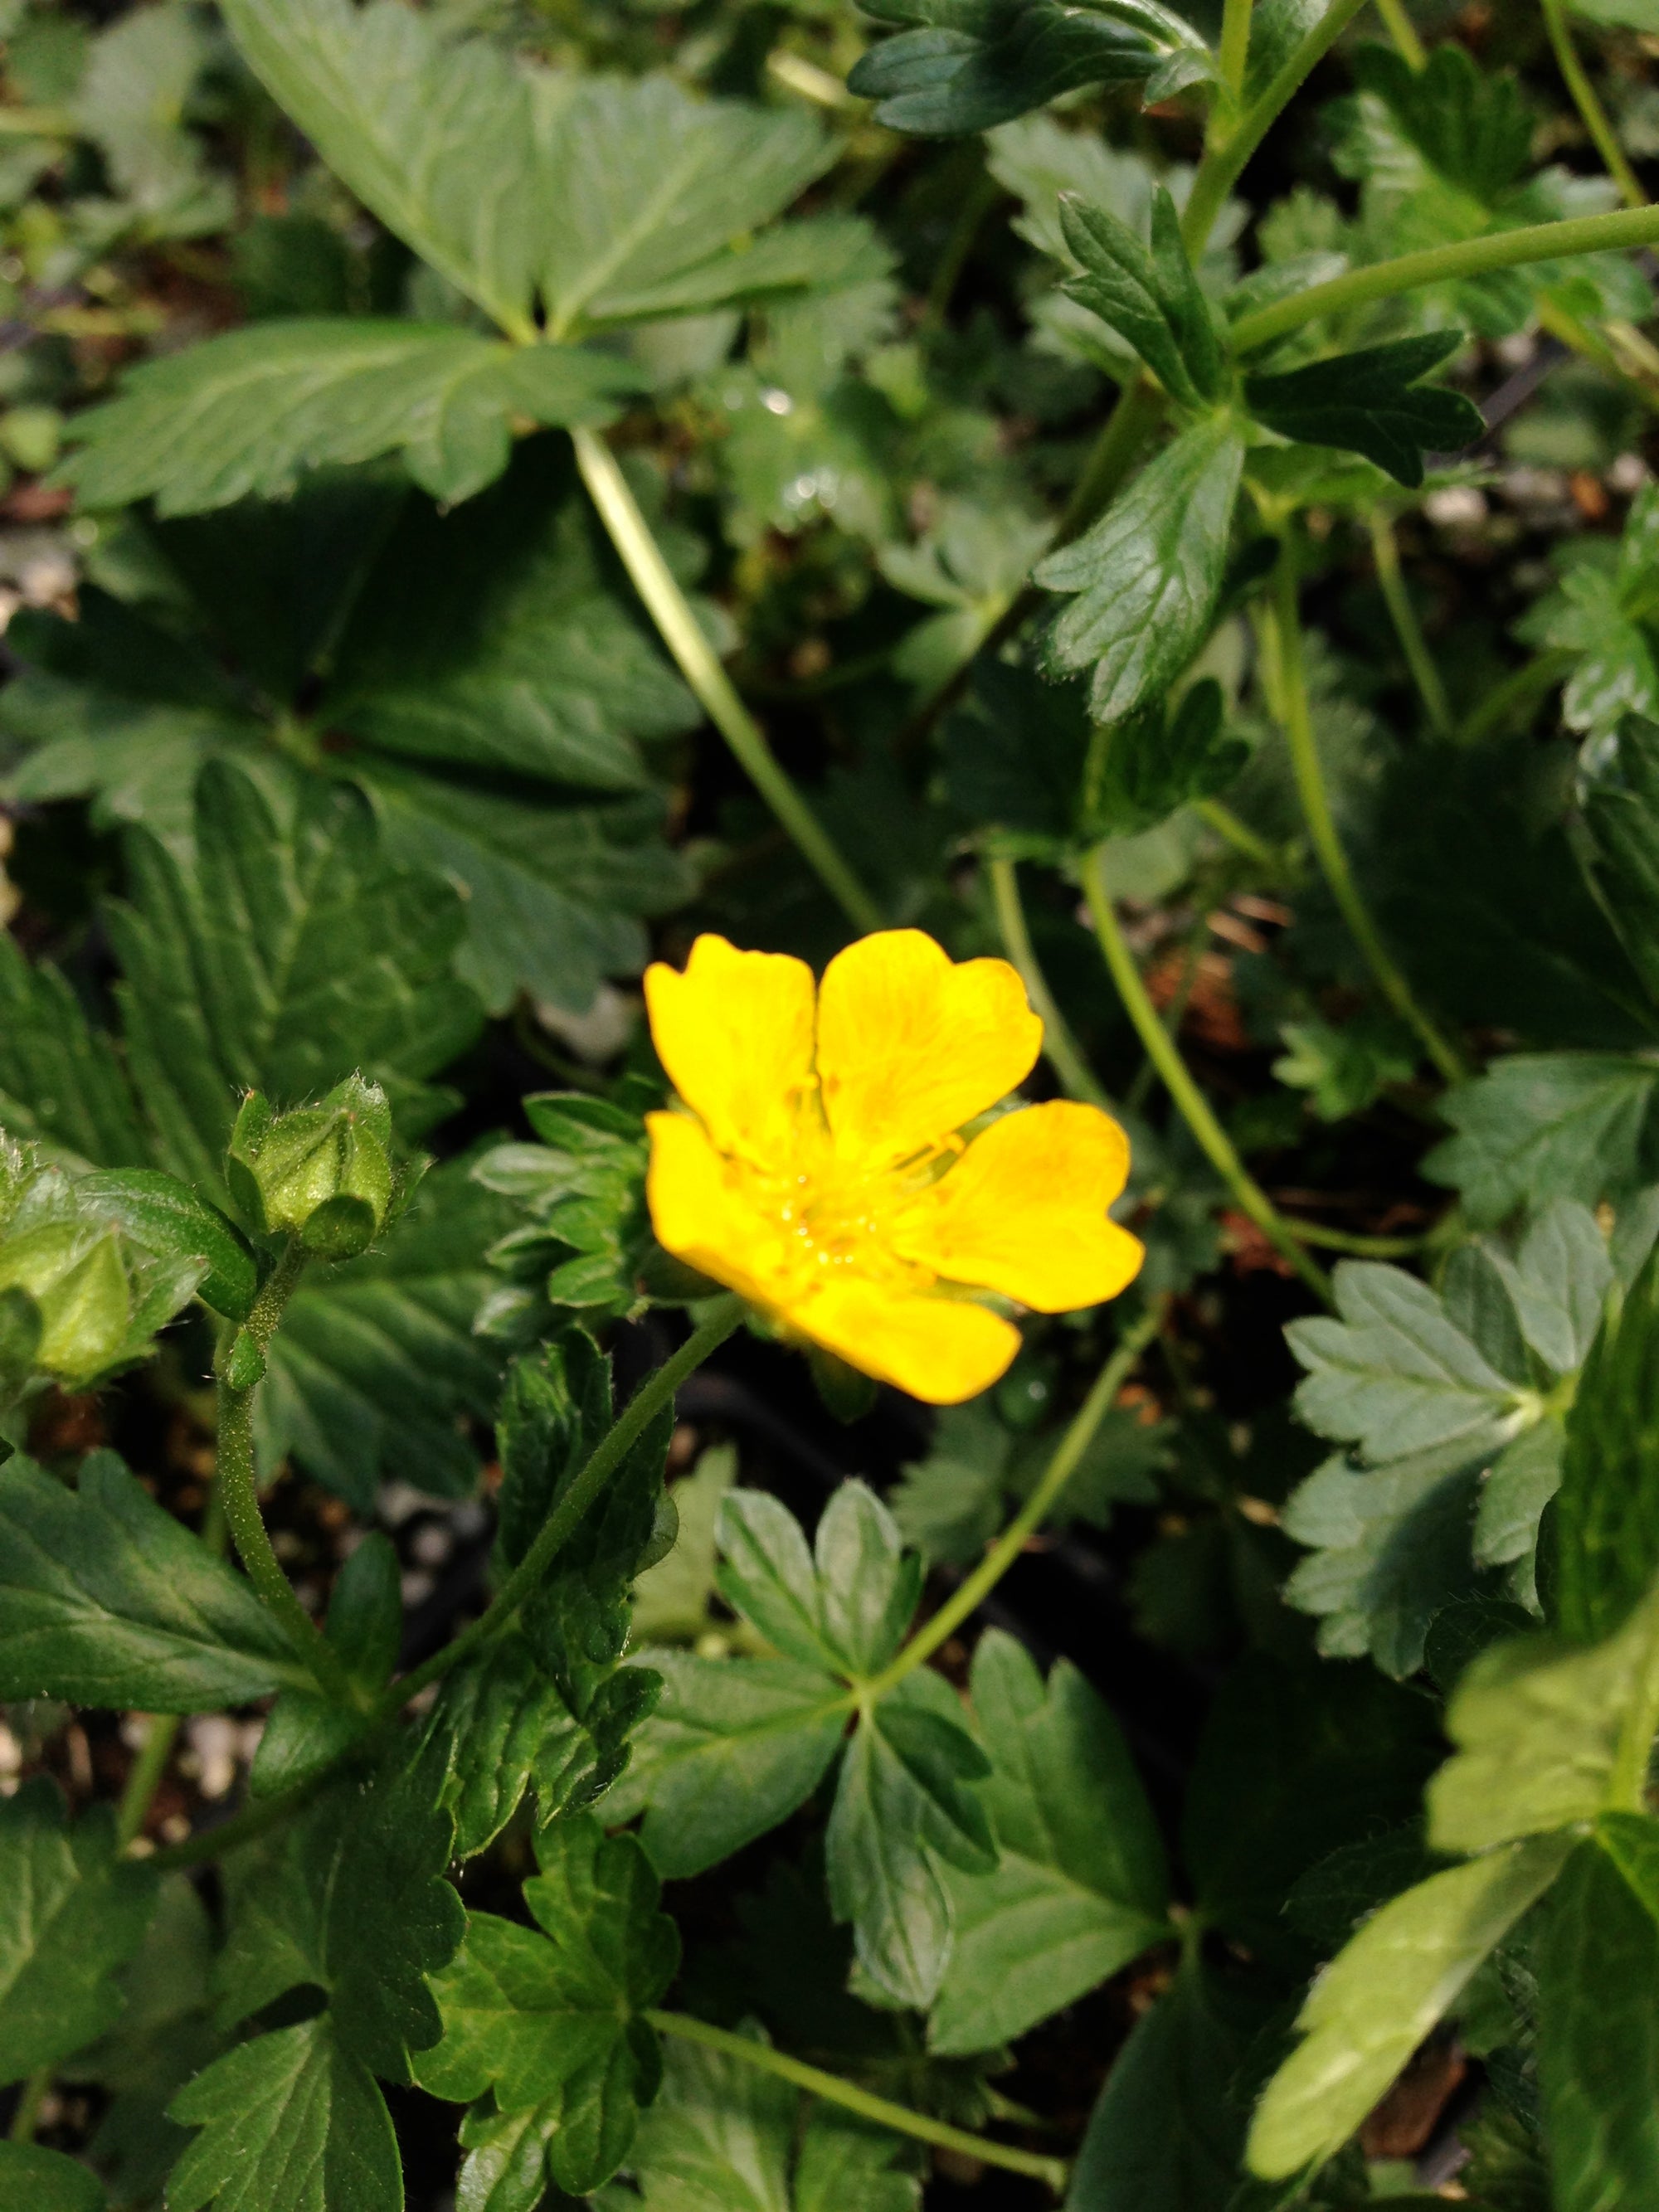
xmin=1082 ymin=849 xmax=1334 ymax=1305
xmin=1540 ymin=0 xmax=1644 ymax=211
xmin=215 ymin=1244 xmax=356 ymax=1706
xmin=1231 ymin=202 xmax=1659 ymax=353
xmin=1268 ymin=542 xmax=1467 ymax=1084
xmin=864 ymin=1302 xmax=1168 ymax=1701
xmin=1367 ymin=508 xmax=1453 ymax=737
xmin=7 ymin=2069 xmax=51 ymax=2145
xmin=392 ymin=1296 xmax=744 ymax=1709
xmin=648 ymin=2011 xmax=1071 ymax=2193
xmin=1373 ymin=0 xmax=1425 ymax=68
xmin=151 ymin=1300 xmax=746 ymax=1871
xmin=987 ymin=856 xmax=1115 ymax=1111
xmin=572 ymin=428 xmax=883 ymax=934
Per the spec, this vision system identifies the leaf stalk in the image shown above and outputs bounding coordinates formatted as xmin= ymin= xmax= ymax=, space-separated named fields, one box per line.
xmin=986 ymin=855 xmax=1116 ymax=1111
xmin=571 ymin=427 xmax=884 ymax=934
xmin=645 ymin=2010 xmax=1072 ymax=2193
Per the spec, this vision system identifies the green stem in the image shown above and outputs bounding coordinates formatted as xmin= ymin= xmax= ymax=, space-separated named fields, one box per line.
xmin=1194 ymin=797 xmax=1284 ymax=870
xmin=1611 ymin=1598 xmax=1659 ymax=1810
xmin=1082 ymin=849 xmax=1334 ymax=1305
xmin=114 ymin=1715 xmax=182 ymax=1851
xmin=1455 ymin=649 xmax=1572 ymax=746
xmin=215 ymin=1245 xmax=356 ymax=1706
xmin=572 ymin=428 xmax=883 ymax=935
xmin=647 ymin=2012 xmax=1070 ymax=2194
xmin=1540 ymin=0 xmax=1644 ymax=212
xmin=987 ymin=856 xmax=1115 ymax=1111
xmin=7 ymin=2069 xmax=50 ymax=2145
xmin=1367 ymin=508 xmax=1453 ymax=738
xmin=1231 ymin=201 xmax=1659 ymax=354
xmin=864 ymin=1303 xmax=1168 ymax=1701
xmin=1180 ymin=0 xmax=1370 ymax=252
xmin=1125 ymin=921 xmax=1204 ymax=1117
xmin=1218 ymin=0 xmax=1253 ymax=97
xmin=926 ymin=171 xmax=1000 ymax=325
xmin=1057 ymin=372 xmax=1165 ymax=545
xmin=1269 ymin=542 xmax=1467 ymax=1085
xmin=152 ymin=1300 xmax=746 ymax=1873
xmin=1283 ymin=1220 xmax=1430 ymax=1257
xmin=386 ymin=1297 xmax=744 ymax=1709
xmin=1373 ymin=0 xmax=1425 ymax=68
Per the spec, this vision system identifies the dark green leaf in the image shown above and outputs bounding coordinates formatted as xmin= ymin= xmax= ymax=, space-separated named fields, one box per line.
xmin=56 ymin=322 xmax=637 ymax=514
xmin=1580 ymin=716 xmax=1659 ymax=1014
xmin=416 ymin=1816 xmax=680 ymax=2195
xmin=109 ymin=759 xmax=480 ymax=1205
xmin=0 ymin=936 xmax=148 ymax=1170
xmin=0 ymin=2144 xmax=106 ymax=2211
xmin=1537 ymin=1826 xmax=1659 ymax=2212
xmin=825 ymin=1670 xmax=995 ymax=2010
xmin=1085 ymin=678 xmax=1249 ymax=837
xmin=1555 ymin=1243 xmax=1659 ymax=1642
xmin=432 ymin=1635 xmax=579 ymax=1860
xmin=1036 ymin=416 xmax=1246 ymax=724
xmin=168 ymin=2016 xmax=402 ymax=2212
xmin=848 ymin=0 xmax=1175 ymax=135
xmin=1183 ymin=1656 xmax=1443 ymax=1962
xmin=1058 ymin=185 xmax=1225 ymax=409
xmin=716 ymin=1481 xmax=922 ymax=1680
xmin=1246 ymin=1836 xmax=1573 ymax=2180
xmin=1067 ymin=1958 xmax=1263 ymax=2212
xmin=0 ymin=1779 xmax=157 ymax=2085
xmin=0 ymin=1450 xmax=307 ymax=1710
xmin=1244 ymin=331 xmax=1483 ymax=489
xmin=616 ymin=1650 xmax=850 ymax=1879
xmin=931 ymin=1632 xmax=1168 ymax=2054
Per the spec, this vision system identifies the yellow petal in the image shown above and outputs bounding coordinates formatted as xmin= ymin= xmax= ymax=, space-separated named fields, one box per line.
xmin=815 ymin=930 xmax=1041 ymax=1169
xmin=888 ymin=1100 xmax=1144 ymax=1312
xmin=786 ymin=1275 xmax=1019 ymax=1405
xmin=644 ymin=935 xmax=816 ymax=1168
xmin=645 ymin=1111 xmax=787 ymax=1307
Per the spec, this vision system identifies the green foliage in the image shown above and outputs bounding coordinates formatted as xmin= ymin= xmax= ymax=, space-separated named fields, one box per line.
xmin=0 ymin=1449 xmax=308 ymax=1709
xmin=417 ymin=1816 xmax=679 ymax=2195
xmin=1243 ymin=331 xmax=1484 ymax=489
xmin=1555 ymin=1242 xmax=1659 ymax=1642
xmin=1059 ymin=186 xmax=1224 ymax=411
xmin=929 ymin=1631 xmax=1168 ymax=2054
xmin=0 ymin=2144 xmax=107 ymax=2211
xmin=0 ymin=1779 xmax=157 ymax=2085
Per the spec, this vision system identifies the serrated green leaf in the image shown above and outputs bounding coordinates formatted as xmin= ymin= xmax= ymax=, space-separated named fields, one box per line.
xmin=848 ymin=0 xmax=1175 ymax=135
xmin=1058 ymin=185 xmax=1224 ymax=409
xmin=0 ymin=2143 xmax=107 ymax=2211
xmin=825 ymin=1670 xmax=995 ymax=2010
xmin=107 ymin=758 xmax=479 ymax=1205
xmin=416 ymin=1816 xmax=679 ymax=2195
xmin=1036 ymin=415 xmax=1245 ymax=724
xmin=72 ymin=2 xmax=229 ymax=239
xmin=616 ymin=1651 xmax=849 ymax=1879
xmin=255 ymin=1157 xmax=508 ymax=1510
xmin=77 ymin=1168 xmax=255 ymax=1320
xmin=1244 ymin=330 xmax=1483 ymax=489
xmin=715 ymin=1481 xmax=922 ymax=1679
xmin=1426 ymin=1054 xmax=1659 ymax=1228
xmin=0 ymin=1450 xmax=308 ymax=1709
xmin=1066 ymin=1957 xmax=1264 ymax=2212
xmin=1537 ymin=1825 xmax=1659 ymax=2212
xmin=1246 ymin=1835 xmax=1573 ymax=2180
xmin=1287 ymin=1260 xmax=1532 ymax=1463
xmin=0 ymin=935 xmax=148 ymax=1171
xmin=930 ymin=1631 xmax=1168 ymax=2054
xmin=1555 ymin=1243 xmax=1659 ymax=1642
xmin=890 ymin=1401 xmax=1010 ymax=1565
xmin=631 ymin=1444 xmax=736 ymax=1643
xmin=432 ymin=1635 xmax=577 ymax=1860
xmin=168 ymin=2016 xmax=403 ymax=2212
xmin=1427 ymin=1578 xmax=1659 ymax=1854
xmin=57 ymin=322 xmax=636 ymax=515
xmin=1516 ymin=504 xmax=1659 ymax=746
xmin=0 ymin=1778 xmax=157 ymax=2085
xmin=606 ymin=2028 xmax=919 ymax=2212
xmin=1183 ymin=1655 xmax=1442 ymax=1962
xmin=1581 ymin=715 xmax=1659 ymax=1013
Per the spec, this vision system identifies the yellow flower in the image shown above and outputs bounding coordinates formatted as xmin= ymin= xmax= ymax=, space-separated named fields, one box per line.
xmin=643 ymin=929 xmax=1145 ymax=1405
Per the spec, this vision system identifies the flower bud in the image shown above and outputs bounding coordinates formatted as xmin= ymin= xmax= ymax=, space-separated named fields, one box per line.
xmin=226 ymin=1075 xmax=397 ymax=1259
xmin=0 ymin=1222 xmax=131 ymax=1385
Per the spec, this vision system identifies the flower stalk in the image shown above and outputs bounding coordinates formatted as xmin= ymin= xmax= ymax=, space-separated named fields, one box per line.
xmin=1267 ymin=539 xmax=1467 ymax=1085
xmin=571 ymin=427 xmax=884 ymax=935
xmin=1367 ymin=508 xmax=1453 ymax=738
xmin=1540 ymin=0 xmax=1644 ymax=213
xmin=986 ymin=855 xmax=1116 ymax=1112
xmin=1082 ymin=848 xmax=1335 ymax=1305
